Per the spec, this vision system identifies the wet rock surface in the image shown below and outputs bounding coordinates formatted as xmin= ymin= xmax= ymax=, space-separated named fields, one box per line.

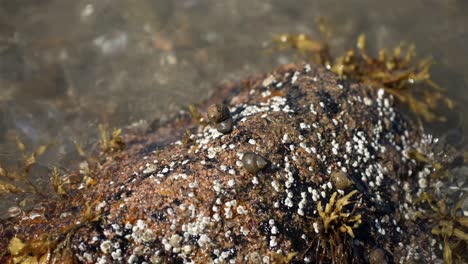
xmin=1 ymin=64 xmax=441 ymax=263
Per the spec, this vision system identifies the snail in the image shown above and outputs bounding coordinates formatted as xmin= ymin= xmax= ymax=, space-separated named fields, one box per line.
xmin=242 ymin=152 xmax=268 ymax=174
xmin=330 ymin=170 xmax=353 ymax=190
xmin=207 ymin=104 xmax=230 ymax=123
xmin=216 ymin=117 xmax=233 ymax=134
xmin=207 ymin=103 xmax=233 ymax=134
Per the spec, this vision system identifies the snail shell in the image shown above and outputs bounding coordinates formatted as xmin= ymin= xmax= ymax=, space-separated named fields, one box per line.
xmin=207 ymin=104 xmax=230 ymax=123
xmin=216 ymin=117 xmax=233 ymax=134
xmin=330 ymin=170 xmax=353 ymax=190
xmin=242 ymin=152 xmax=268 ymax=174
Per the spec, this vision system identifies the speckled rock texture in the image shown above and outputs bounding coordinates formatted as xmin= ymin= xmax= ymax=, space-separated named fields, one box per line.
xmin=1 ymin=64 xmax=439 ymax=263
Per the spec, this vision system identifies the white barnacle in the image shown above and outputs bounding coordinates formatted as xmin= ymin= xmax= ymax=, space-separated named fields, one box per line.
xmin=100 ymin=240 xmax=112 ymax=254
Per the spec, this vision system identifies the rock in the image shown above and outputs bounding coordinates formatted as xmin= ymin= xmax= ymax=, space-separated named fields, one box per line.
xmin=0 ymin=63 xmax=439 ymax=263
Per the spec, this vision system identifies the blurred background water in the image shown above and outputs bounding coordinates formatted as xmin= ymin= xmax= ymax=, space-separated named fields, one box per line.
xmin=0 ymin=0 xmax=467 ymax=216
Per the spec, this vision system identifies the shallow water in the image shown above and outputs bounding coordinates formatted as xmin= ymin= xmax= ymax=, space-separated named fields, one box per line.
xmin=0 ymin=0 xmax=467 ymax=216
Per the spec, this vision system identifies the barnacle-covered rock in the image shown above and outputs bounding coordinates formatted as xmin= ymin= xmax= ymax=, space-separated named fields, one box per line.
xmin=0 ymin=63 xmax=445 ymax=263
